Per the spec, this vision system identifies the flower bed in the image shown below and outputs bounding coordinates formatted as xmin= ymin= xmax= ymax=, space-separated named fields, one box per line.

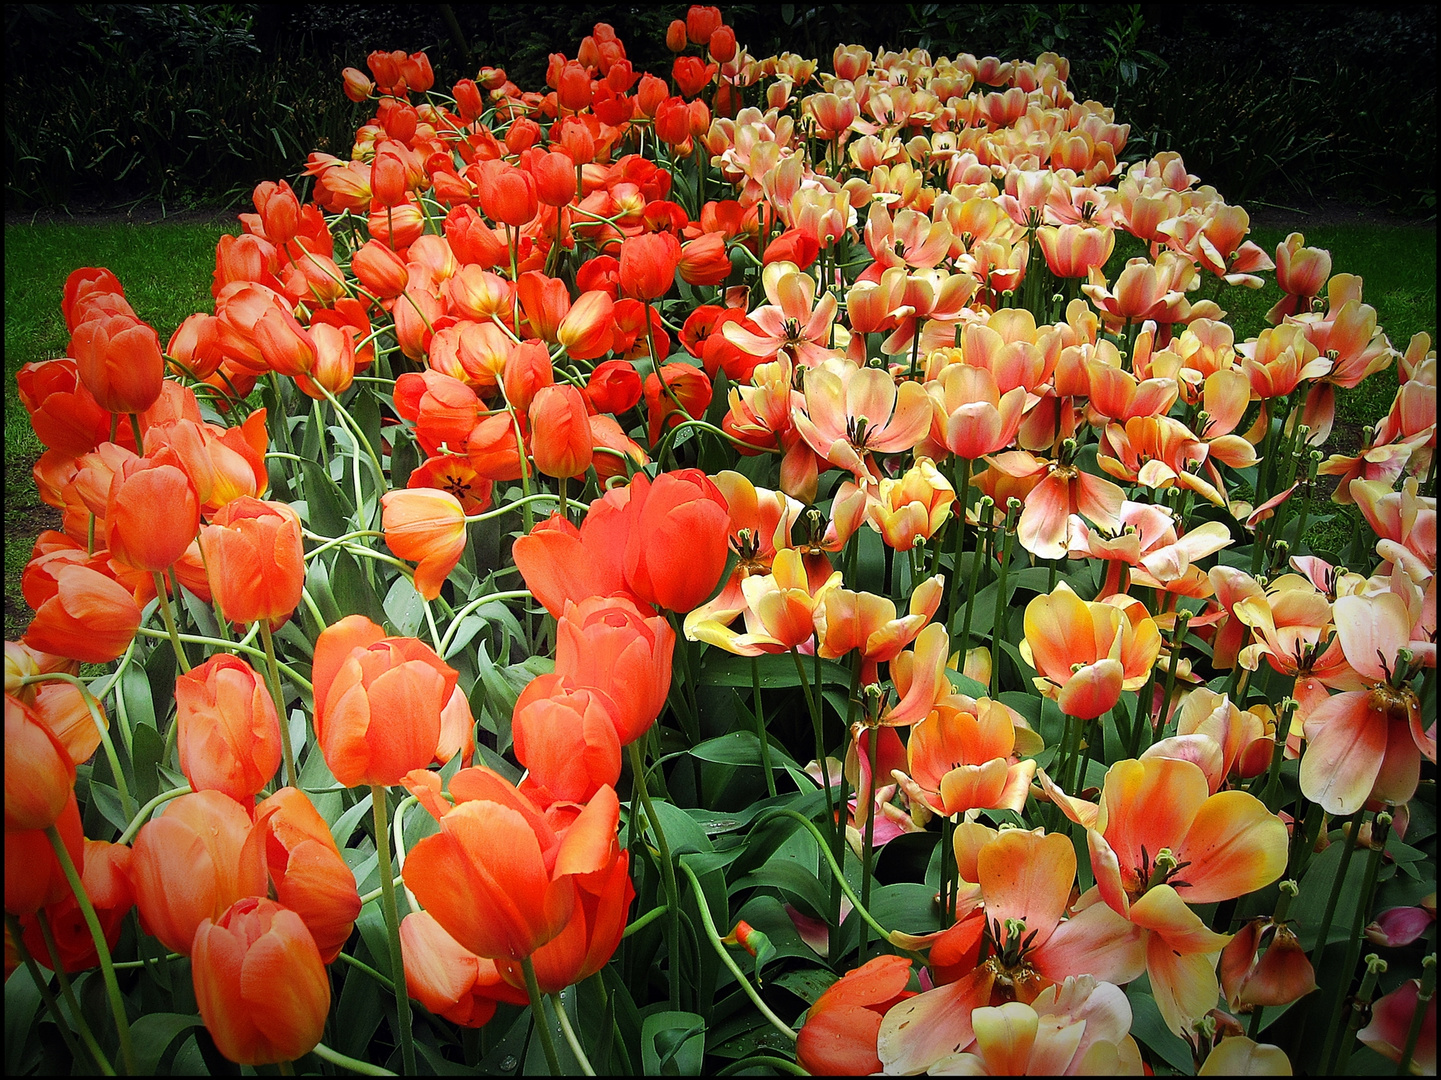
xmin=6 ymin=6 xmax=1436 ymax=1076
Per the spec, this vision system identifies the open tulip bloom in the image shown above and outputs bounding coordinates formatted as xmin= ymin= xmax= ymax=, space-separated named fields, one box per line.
xmin=5 ymin=10 xmax=1435 ymax=1077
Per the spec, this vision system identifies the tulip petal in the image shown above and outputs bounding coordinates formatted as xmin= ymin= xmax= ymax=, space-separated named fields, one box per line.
xmin=1172 ymin=791 xmax=1289 ymax=904
xmin=978 ymin=830 xmax=1076 ymax=953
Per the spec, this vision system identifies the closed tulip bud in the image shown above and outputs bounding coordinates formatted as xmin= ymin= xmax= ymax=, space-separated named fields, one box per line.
xmin=20 ymin=839 xmax=133 ymax=972
xmin=673 ymin=56 xmax=718 ymax=99
xmin=381 ymin=488 xmax=467 ymax=601
xmin=105 ymin=456 xmax=200 ymax=573
xmin=555 ymin=595 xmax=674 ymax=745
xmin=62 ymin=267 xmax=127 ymax=331
xmin=69 ymin=313 xmax=165 ymax=415
xmin=174 ymin=654 xmax=283 ymax=804
xmin=243 ymin=788 xmax=362 ymax=964
xmin=367 ymin=201 xmax=425 ymax=249
xmin=479 ymin=162 xmax=538 ymax=228
xmin=502 ymin=338 xmax=554 ymax=413
xmin=5 ymin=793 xmax=82 ymax=916
xmin=342 ymin=66 xmax=373 ymax=102
xmin=5 ymin=693 xmax=75 ymax=831
xmin=370 ymin=152 xmax=408 ymax=209
xmin=584 ymin=359 xmax=642 ymax=414
xmin=511 ymin=680 xmax=622 ymax=802
xmin=643 ymin=361 xmax=713 ymax=444
xmin=636 ymin=73 xmax=669 ymax=117
xmin=400 ymin=51 xmax=434 ymax=94
xmin=555 ymin=291 xmax=614 ymax=361
xmin=529 ymin=385 xmax=594 ymax=480
xmin=687 ymin=5 xmax=722 ymax=45
xmin=709 ymin=25 xmax=737 ymax=63
xmin=623 ymin=470 xmax=730 ymax=614
xmin=192 ymin=897 xmax=330 ymax=1066
xmin=505 ymin=117 xmax=542 ymax=154
xmin=379 ymin=100 xmax=418 ymax=144
xmin=252 ymin=306 xmax=316 ymax=378
xmin=254 ymin=180 xmax=301 ymax=245
xmin=352 ymin=238 xmax=409 ymax=299
xmin=529 ymin=149 xmax=578 ymax=207
xmin=556 ymin=118 xmax=597 ymax=164
xmin=295 ymin=321 xmax=358 ymax=400
xmin=619 ymin=232 xmax=682 ymax=301
xmin=666 ymin=19 xmax=688 ymax=53
xmin=655 ymin=97 xmax=691 ymax=147
xmin=557 ymin=60 xmax=593 ymax=111
xmin=130 ymin=790 xmax=265 ymax=955
xmin=679 ymin=233 xmax=732 ymax=286
xmin=453 ymin=78 xmax=484 ymax=121
xmin=199 ymin=497 xmax=305 ymax=627
xmin=23 ymin=563 xmax=142 ymax=664
xmin=401 ymin=910 xmax=529 ymax=1026
xmin=311 ymin=615 xmax=459 ymax=789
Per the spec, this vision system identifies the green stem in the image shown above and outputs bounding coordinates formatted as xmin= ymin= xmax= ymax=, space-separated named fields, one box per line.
xmin=258 ymin=620 xmax=298 ymax=789
xmin=1310 ymin=810 xmax=1364 ymax=964
xmin=989 ymin=500 xmax=1020 ymax=698
xmin=1398 ymin=955 xmax=1437 ymax=1075
xmin=150 ymin=572 xmax=192 ymax=673
xmin=1125 ymin=667 xmax=1156 ymax=757
xmin=549 ymin=993 xmax=598 ymax=1076
xmin=752 ymin=657 xmax=777 ymax=798
xmin=716 ymin=1056 xmax=810 ymax=1076
xmin=959 ymin=498 xmax=993 ymax=670
xmin=791 ymin=647 xmax=838 ymax=860
xmin=521 ymin=956 xmax=563 ymax=1075
xmin=859 ymin=721 xmax=880 ymax=962
xmin=1335 ymin=954 xmax=1388 ymax=1075
xmin=1320 ymin=811 xmax=1392 ymax=1075
xmin=621 ymin=904 xmax=668 ymax=939
xmin=133 ymin=627 xmax=311 ymax=691
xmin=1154 ymin=611 xmax=1191 ymax=735
xmin=4 ymin=913 xmax=94 ymax=1070
xmin=311 ymin=1040 xmax=398 ymax=1076
xmin=34 ymin=910 xmax=116 ymax=1075
xmin=628 ymin=740 xmax=682 ymax=1011
xmin=369 ymin=786 xmax=416 ymax=1075
xmin=678 ymin=861 xmax=798 ymax=1045
xmin=117 ymin=785 xmax=191 ymax=845
xmin=46 ymin=825 xmax=134 ymax=1075
xmin=946 ymin=458 xmax=973 ymax=631
xmin=336 ymin=948 xmax=394 ymax=992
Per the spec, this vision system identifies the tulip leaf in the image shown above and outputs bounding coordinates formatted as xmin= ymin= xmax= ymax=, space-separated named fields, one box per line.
xmin=474 ymin=1005 xmax=535 ymax=1075
xmin=689 ymin=731 xmax=797 ymax=770
xmin=330 ymin=790 xmax=375 ymax=848
xmin=297 ymin=458 xmax=353 ymax=539
xmin=131 ymin=720 xmax=165 ymax=806
xmin=771 ymin=967 xmax=838 ymax=1004
xmin=733 ymin=860 xmax=830 ymax=922
xmin=1125 ymin=981 xmax=1195 ymax=1074
xmin=641 ymin=1010 xmax=706 ymax=1076
xmin=329 ymin=548 xmax=385 ymax=625
xmin=1293 ymin=837 xmax=1379 ymax=950
xmin=698 ymin=651 xmax=851 ymax=689
xmin=382 ymin=575 xmax=425 ymax=637
xmin=5 ymin=966 xmax=43 ymax=1077
xmin=85 ymin=779 xmax=129 ymax=834
xmin=123 ymin=662 xmax=158 ymax=732
xmin=130 ymin=1012 xmax=201 ymax=1076
xmin=388 ymin=426 xmax=418 ymax=489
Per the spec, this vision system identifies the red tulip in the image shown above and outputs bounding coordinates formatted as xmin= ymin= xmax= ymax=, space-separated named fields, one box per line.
xmin=174 ymin=654 xmax=283 ymax=804
xmin=553 ymin=595 xmax=674 ymax=746
xmin=529 ymin=384 xmax=594 ymax=479
xmin=618 ymin=232 xmax=681 ymax=301
xmin=623 ymin=469 xmax=730 ymax=612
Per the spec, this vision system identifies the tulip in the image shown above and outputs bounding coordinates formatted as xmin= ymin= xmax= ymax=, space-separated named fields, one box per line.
xmin=16 ymin=358 xmax=114 ymax=457
xmin=192 ymin=897 xmax=330 ymax=1065
xmin=554 ymin=594 xmax=676 ymax=746
xmin=5 ymin=693 xmax=74 ymax=831
xmin=556 ymin=291 xmax=615 ymax=361
xmin=174 ymin=654 xmax=283 ymax=804
xmin=1359 ymin=977 xmax=1436 ymax=1075
xmin=479 ymin=162 xmax=538 ymax=228
xmin=243 ymin=788 xmax=362 ymax=964
xmin=199 ymin=497 xmax=305 ymax=627
xmin=401 ymin=910 xmax=529 ymax=1026
xmin=23 ymin=562 xmax=141 ymax=664
xmin=623 ymin=469 xmax=730 ymax=613
xmin=69 ymin=313 xmax=165 ymax=415
xmin=5 ymin=793 xmax=83 ymax=917
xmin=929 ymin=364 xmax=1028 ymax=461
xmin=511 ymin=681 xmax=622 ymax=804
xmin=62 ymin=267 xmax=128 ymax=331
xmin=665 ymin=19 xmax=687 ymax=53
xmin=643 ymin=361 xmax=713 ymax=445
xmin=370 ymin=153 xmax=408 ymax=209
xmin=129 ymin=790 xmax=264 ymax=955
xmin=19 ymin=839 xmax=133 ymax=972
xmin=381 ymin=488 xmax=467 ymax=601
xmin=104 ymin=456 xmax=200 ymax=573
xmin=798 ymin=955 xmax=915 ymax=1075
xmin=792 ymin=360 xmax=932 ymax=481
xmin=311 ymin=615 xmax=459 ymax=789
xmin=400 ymin=768 xmax=621 ymax=963
xmin=1220 ymin=918 xmax=1318 ymax=1010
xmin=341 ymin=66 xmax=373 ymax=102
xmin=618 ymin=232 xmax=682 ymax=301
xmin=868 ymin=459 xmax=955 ymax=551
xmin=530 ymin=149 xmax=578 ymax=207
xmin=584 ymin=359 xmax=642 ymax=414
xmin=528 ymin=384 xmax=594 ymax=479
xmin=352 ymin=238 xmax=409 ymax=299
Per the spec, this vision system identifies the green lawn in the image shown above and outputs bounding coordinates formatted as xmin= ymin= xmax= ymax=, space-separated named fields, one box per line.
xmin=3 ymin=217 xmax=1434 ymax=638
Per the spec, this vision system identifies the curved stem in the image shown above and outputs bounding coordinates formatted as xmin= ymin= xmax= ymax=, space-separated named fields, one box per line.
xmin=258 ymin=621 xmax=298 ymax=789
xmin=369 ymin=786 xmax=416 ymax=1075
xmin=133 ymin=627 xmax=312 ymax=691
xmin=621 ymin=903 xmax=668 ymax=939
xmin=336 ymin=949 xmax=394 ymax=992
xmin=679 ymin=861 xmax=798 ymax=1045
xmin=20 ymin=673 xmax=134 ymax=819
xmin=946 ymin=458 xmax=973 ymax=630
xmin=311 ymin=1040 xmax=398 ymax=1076
xmin=437 ymin=591 xmax=534 ymax=657
xmin=521 ymin=957 xmax=563 ymax=1075
xmin=117 ymin=785 xmax=191 ymax=846
xmin=31 ymin=910 xmax=115 ymax=1075
xmin=45 ymin=825 xmax=134 ymax=1075
xmin=315 ymin=382 xmax=386 ymax=488
xmin=549 ymin=993 xmax=598 ymax=1076
xmin=5 ymin=912 xmax=92 ymax=1069
xmin=463 ymin=492 xmax=561 ymax=524
xmin=628 ymin=740 xmax=682 ymax=1011
xmin=716 ymin=1056 xmax=810 ymax=1076
xmin=150 ymin=572 xmax=192 ymax=673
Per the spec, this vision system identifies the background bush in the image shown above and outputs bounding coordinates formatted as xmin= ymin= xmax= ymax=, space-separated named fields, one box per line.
xmin=5 ymin=3 xmax=1435 ymax=215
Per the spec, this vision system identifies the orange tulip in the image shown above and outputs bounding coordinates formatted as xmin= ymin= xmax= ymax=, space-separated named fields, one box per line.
xmin=511 ymin=503 xmax=631 ymax=619
xmin=23 ymin=562 xmax=141 ymax=664
xmin=619 ymin=232 xmax=682 ymax=301
xmin=69 ymin=313 xmax=165 ymax=415
xmin=867 ymin=458 xmax=956 ymax=551
xmin=511 ymin=681 xmax=622 ymax=803
xmin=5 ymin=792 xmax=83 ymax=917
xmin=400 ymin=768 xmax=621 ymax=963
xmin=401 ymin=910 xmax=529 ymax=1026
xmin=243 ymin=787 xmax=362 ymax=964
xmin=129 ymin=790 xmax=265 ymax=955
xmin=192 ymin=897 xmax=330 ymax=1065
xmin=479 ymin=161 xmax=538 ymax=228
xmin=174 ymin=654 xmax=283 ymax=804
xmin=381 ymin=488 xmax=467 ymax=601
xmin=199 ymin=497 xmax=305 ymax=627
xmin=928 ymin=364 xmax=1028 ymax=461
xmin=643 ymin=362 xmax=713 ymax=445
xmin=4 ymin=693 xmax=75 ymax=831
xmin=352 ymin=238 xmax=409 ymax=299
xmin=144 ymin=412 xmax=269 ymax=516
xmin=554 ymin=595 xmax=675 ymax=746
xmin=1021 ymin=582 xmax=1161 ymax=720
xmin=589 ymin=414 xmax=649 ymax=481
xmin=529 ymin=384 xmax=594 ymax=479
xmin=617 ymin=469 xmax=730 ymax=613
xmin=310 ymin=615 xmax=459 ymax=789
xmin=902 ymin=695 xmax=1037 ymax=817
xmin=797 ymin=955 xmax=915 ymax=1075
xmin=19 ymin=839 xmax=133 ymax=972
xmin=104 ymin=455 xmax=200 ymax=573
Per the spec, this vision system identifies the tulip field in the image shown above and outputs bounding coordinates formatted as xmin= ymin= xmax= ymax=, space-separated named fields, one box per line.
xmin=6 ymin=6 xmax=1437 ymax=1076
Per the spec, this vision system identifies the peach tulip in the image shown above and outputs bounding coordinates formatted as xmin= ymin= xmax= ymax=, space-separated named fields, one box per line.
xmin=381 ymin=488 xmax=467 ymax=601
xmin=1021 ymin=583 xmax=1160 ymax=719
